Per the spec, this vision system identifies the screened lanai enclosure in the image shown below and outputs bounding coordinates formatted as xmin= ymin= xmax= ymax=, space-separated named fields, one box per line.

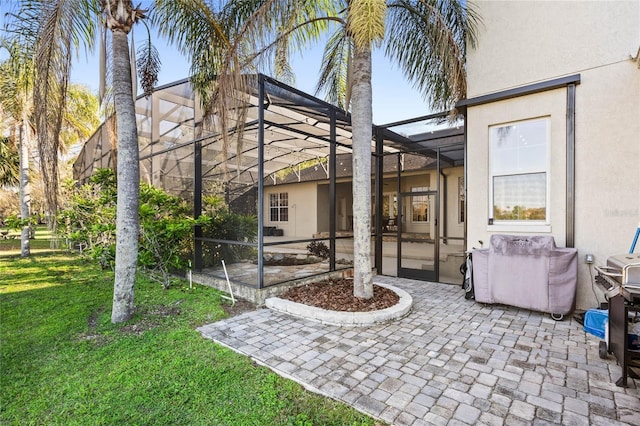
xmin=74 ymin=74 xmax=466 ymax=298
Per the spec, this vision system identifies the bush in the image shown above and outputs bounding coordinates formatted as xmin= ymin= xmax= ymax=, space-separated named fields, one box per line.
xmin=306 ymin=241 xmax=330 ymax=259
xmin=137 ymin=184 xmax=210 ymax=288
xmin=58 ymin=169 xmax=209 ymax=287
xmin=200 ymin=206 xmax=258 ymax=268
xmin=58 ymin=169 xmax=259 ymax=283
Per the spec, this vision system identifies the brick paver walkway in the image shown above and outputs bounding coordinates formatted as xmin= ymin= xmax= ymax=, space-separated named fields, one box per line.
xmin=198 ymin=276 xmax=640 ymax=425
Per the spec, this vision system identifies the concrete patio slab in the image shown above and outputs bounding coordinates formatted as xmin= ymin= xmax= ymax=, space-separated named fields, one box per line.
xmin=197 ymin=276 xmax=640 ymax=425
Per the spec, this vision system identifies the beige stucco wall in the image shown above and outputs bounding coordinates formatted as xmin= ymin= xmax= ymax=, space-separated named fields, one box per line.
xmin=467 ymin=0 xmax=640 ymax=310
xmin=466 ymin=89 xmax=568 ymax=246
xmin=264 ymin=166 xmax=466 ymax=242
xmin=264 ymin=181 xmax=318 ymax=238
xmin=467 ymin=1 xmax=639 ymax=97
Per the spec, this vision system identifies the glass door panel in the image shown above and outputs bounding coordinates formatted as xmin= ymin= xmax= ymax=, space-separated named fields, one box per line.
xmin=397 ymin=191 xmax=438 ymax=281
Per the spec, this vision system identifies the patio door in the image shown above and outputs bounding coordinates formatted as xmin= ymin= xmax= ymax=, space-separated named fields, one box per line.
xmin=397 ymin=190 xmax=438 ymax=281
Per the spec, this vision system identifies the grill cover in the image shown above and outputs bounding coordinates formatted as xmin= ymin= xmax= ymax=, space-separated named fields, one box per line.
xmin=472 ymin=235 xmax=578 ymax=315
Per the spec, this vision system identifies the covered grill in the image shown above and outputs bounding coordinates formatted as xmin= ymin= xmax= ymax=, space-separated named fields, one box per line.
xmin=472 ymin=234 xmax=578 ymax=319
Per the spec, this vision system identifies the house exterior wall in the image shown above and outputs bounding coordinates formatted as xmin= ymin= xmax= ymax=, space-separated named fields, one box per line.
xmin=466 ymin=0 xmax=640 ymax=309
xmin=264 ymin=166 xmax=465 ymax=243
xmin=316 ymin=182 xmax=354 ymax=233
xmin=264 ymin=182 xmax=318 ymax=238
xmin=379 ymin=168 xmax=465 ymax=239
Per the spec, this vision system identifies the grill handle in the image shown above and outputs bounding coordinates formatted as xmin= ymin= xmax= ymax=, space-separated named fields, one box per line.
xmin=594 ymin=266 xmax=623 ymax=278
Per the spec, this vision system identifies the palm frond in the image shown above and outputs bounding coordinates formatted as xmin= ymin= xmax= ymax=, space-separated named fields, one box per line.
xmin=136 ymin=22 xmax=160 ymax=97
xmin=0 ymin=40 xmax=34 ymax=121
xmin=61 ymin=83 xmax=101 ymax=152
xmin=385 ymin=0 xmax=481 ymax=110
xmin=347 ymin=0 xmax=386 ymax=49
xmin=274 ymin=37 xmax=296 ymax=86
xmin=315 ymin=28 xmax=353 ymax=110
xmin=7 ymin=0 xmax=98 ymax=228
xmin=0 ymin=136 xmax=20 ymax=187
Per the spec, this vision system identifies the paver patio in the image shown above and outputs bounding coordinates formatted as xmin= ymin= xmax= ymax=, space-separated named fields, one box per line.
xmin=198 ymin=276 xmax=640 ymax=425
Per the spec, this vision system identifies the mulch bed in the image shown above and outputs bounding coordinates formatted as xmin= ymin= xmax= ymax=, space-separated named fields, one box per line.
xmin=280 ymin=278 xmax=399 ymax=312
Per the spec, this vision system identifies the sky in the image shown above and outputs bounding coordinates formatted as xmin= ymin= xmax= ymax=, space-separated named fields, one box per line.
xmin=1 ymin=1 xmax=434 ymax=126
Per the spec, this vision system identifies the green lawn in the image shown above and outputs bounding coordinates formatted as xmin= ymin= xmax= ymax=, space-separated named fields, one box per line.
xmin=0 ymin=250 xmax=377 ymax=425
xmin=0 ymin=225 xmax=60 ymax=254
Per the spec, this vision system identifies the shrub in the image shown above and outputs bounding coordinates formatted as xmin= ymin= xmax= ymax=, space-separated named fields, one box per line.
xmin=200 ymin=206 xmax=258 ymax=267
xmin=58 ymin=169 xmax=259 ymax=284
xmin=137 ymin=184 xmax=210 ymax=288
xmin=306 ymin=241 xmax=330 ymax=259
xmin=58 ymin=169 xmax=209 ymax=287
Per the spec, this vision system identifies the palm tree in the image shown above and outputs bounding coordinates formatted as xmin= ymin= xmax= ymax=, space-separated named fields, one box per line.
xmin=100 ymin=1 xmax=147 ymax=323
xmin=0 ymin=43 xmax=35 ymax=257
xmin=7 ymin=0 xmax=270 ymax=323
xmin=1 ymin=46 xmax=99 ymax=252
xmin=342 ymin=0 xmax=478 ymax=298
xmin=5 ymin=0 xmax=150 ymax=322
xmin=344 ymin=1 xmax=385 ymax=298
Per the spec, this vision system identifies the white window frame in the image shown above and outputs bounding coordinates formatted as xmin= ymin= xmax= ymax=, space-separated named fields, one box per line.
xmin=410 ymin=187 xmax=430 ymax=224
xmin=269 ymin=192 xmax=288 ymax=222
xmin=488 ymin=117 xmax=550 ymax=230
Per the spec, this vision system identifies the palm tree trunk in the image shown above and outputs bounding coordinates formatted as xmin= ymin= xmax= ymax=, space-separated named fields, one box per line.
xmin=19 ymin=118 xmax=30 ymax=258
xmin=351 ymin=44 xmax=373 ymax=299
xmin=111 ymin=29 xmax=140 ymax=323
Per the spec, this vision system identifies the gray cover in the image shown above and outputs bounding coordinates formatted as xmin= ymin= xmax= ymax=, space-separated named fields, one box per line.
xmin=472 ymin=235 xmax=578 ymax=315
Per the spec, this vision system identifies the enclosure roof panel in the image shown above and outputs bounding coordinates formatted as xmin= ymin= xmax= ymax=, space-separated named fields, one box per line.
xmin=74 ymin=74 xmax=462 ymax=187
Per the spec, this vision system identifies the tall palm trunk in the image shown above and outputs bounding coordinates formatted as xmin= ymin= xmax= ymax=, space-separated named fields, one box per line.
xmin=351 ymin=44 xmax=373 ymax=299
xmin=19 ymin=114 xmax=30 ymax=258
xmin=111 ymin=29 xmax=140 ymax=323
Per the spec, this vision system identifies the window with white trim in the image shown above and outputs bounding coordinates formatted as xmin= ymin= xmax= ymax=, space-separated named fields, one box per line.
xmin=411 ymin=187 xmax=429 ymax=223
xmin=269 ymin=192 xmax=288 ymax=222
xmin=489 ymin=118 xmax=549 ymax=223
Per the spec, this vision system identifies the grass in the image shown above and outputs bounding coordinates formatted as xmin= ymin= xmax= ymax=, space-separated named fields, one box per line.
xmin=0 ymin=238 xmax=378 ymax=425
xmin=0 ymin=225 xmax=60 ymax=254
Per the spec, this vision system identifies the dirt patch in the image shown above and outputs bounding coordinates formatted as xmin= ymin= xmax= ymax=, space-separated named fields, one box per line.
xmin=280 ymin=278 xmax=399 ymax=312
xmin=222 ymin=299 xmax=256 ymax=317
xmin=78 ymin=307 xmax=108 ymax=343
xmin=87 ymin=306 xmax=105 ymax=330
xmin=120 ymin=319 xmax=161 ymax=335
xmin=120 ymin=304 xmax=182 ymax=335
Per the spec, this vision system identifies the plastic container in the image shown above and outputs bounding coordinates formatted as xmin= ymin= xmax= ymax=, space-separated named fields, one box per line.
xmin=584 ymin=309 xmax=608 ymax=339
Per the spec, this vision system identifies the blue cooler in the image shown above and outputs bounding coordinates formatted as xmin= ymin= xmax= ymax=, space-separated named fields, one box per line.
xmin=584 ymin=309 xmax=608 ymax=339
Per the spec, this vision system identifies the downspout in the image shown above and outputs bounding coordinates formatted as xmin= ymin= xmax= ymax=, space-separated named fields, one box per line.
xmin=566 ymin=83 xmax=576 ymax=248
xmin=434 ymin=150 xmax=441 ymax=279
xmin=462 ymin=108 xmax=468 ymax=252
